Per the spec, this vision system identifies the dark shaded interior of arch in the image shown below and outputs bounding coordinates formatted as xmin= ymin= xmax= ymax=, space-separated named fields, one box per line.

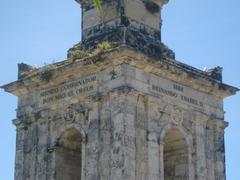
xmin=164 ymin=128 xmax=188 ymax=180
xmin=55 ymin=128 xmax=82 ymax=180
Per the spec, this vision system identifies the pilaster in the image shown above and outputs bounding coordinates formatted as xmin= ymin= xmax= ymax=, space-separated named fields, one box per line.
xmin=213 ymin=120 xmax=228 ymax=180
xmin=194 ymin=111 xmax=208 ymax=180
xmin=147 ymin=132 xmax=160 ymax=180
xmin=35 ymin=109 xmax=50 ymax=180
xmin=13 ymin=119 xmax=25 ymax=180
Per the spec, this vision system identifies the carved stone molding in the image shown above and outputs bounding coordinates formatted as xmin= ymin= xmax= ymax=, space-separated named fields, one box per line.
xmin=157 ymin=103 xmax=189 ymax=126
xmin=63 ymin=104 xmax=90 ymax=124
xmin=64 ymin=106 xmax=77 ymax=122
xmin=171 ymin=106 xmax=184 ymax=125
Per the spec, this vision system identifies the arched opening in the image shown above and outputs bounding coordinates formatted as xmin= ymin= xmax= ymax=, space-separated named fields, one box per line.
xmin=55 ymin=128 xmax=82 ymax=180
xmin=163 ymin=128 xmax=189 ymax=180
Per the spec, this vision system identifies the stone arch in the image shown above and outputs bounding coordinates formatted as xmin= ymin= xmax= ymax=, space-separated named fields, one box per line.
xmin=56 ymin=124 xmax=87 ymax=143
xmin=54 ymin=127 xmax=86 ymax=180
xmin=159 ymin=123 xmax=192 ymax=148
xmin=58 ymin=128 xmax=82 ymax=150
xmin=159 ymin=123 xmax=194 ymax=180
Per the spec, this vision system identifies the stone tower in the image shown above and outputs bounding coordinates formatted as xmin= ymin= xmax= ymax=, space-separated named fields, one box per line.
xmin=1 ymin=0 xmax=238 ymax=180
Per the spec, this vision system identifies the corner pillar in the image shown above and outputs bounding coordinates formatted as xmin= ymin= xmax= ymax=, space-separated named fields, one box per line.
xmin=194 ymin=111 xmax=208 ymax=180
xmin=13 ymin=119 xmax=25 ymax=180
xmin=214 ymin=120 xmax=228 ymax=180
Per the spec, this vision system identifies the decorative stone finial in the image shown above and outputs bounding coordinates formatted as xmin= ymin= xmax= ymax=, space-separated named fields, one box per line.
xmin=18 ymin=63 xmax=35 ymax=79
xmin=204 ymin=66 xmax=223 ymax=82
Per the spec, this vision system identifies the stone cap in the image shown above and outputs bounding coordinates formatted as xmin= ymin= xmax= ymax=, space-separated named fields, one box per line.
xmin=75 ymin=0 xmax=169 ymax=7
xmin=74 ymin=0 xmax=174 ymax=59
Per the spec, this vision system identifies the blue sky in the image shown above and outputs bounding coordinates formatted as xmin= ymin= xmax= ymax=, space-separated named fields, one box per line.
xmin=0 ymin=0 xmax=239 ymax=179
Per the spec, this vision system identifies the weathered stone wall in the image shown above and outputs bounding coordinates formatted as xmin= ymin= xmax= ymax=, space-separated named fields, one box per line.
xmin=9 ymin=49 xmax=233 ymax=180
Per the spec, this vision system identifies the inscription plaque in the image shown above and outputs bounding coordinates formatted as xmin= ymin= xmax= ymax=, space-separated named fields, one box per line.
xmin=150 ymin=75 xmax=204 ymax=108
xmin=39 ymin=74 xmax=97 ymax=105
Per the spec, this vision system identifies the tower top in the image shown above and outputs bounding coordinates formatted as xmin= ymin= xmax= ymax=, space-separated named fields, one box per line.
xmin=74 ymin=0 xmax=174 ymax=59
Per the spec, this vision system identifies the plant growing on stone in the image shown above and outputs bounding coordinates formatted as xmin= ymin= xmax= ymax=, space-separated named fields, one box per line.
xmin=93 ymin=0 xmax=102 ymax=14
xmin=68 ymin=48 xmax=88 ymax=62
xmin=97 ymin=41 xmax=113 ymax=51
xmin=39 ymin=64 xmax=55 ymax=82
xmin=92 ymin=41 xmax=114 ymax=56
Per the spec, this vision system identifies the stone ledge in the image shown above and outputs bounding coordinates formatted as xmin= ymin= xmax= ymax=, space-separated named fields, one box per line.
xmin=1 ymin=46 xmax=238 ymax=98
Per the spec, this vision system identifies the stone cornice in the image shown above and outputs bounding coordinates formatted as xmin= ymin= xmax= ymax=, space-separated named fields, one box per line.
xmin=1 ymin=46 xmax=238 ymax=99
xmin=207 ymin=118 xmax=229 ymax=130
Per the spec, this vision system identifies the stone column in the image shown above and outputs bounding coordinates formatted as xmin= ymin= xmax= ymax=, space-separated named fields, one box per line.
xmin=47 ymin=112 xmax=57 ymax=180
xmin=99 ymin=99 xmax=111 ymax=180
xmin=23 ymin=122 xmax=37 ymax=180
xmin=81 ymin=140 xmax=87 ymax=180
xmin=148 ymin=132 xmax=160 ymax=180
xmin=110 ymin=103 xmax=125 ymax=180
xmin=187 ymin=147 xmax=194 ymax=180
xmin=13 ymin=119 xmax=25 ymax=180
xmin=214 ymin=121 xmax=228 ymax=180
xmin=135 ymin=95 xmax=148 ymax=180
xmin=123 ymin=112 xmax=136 ymax=179
xmin=206 ymin=120 xmax=216 ymax=180
xmin=194 ymin=111 xmax=207 ymax=180
xmin=85 ymin=106 xmax=99 ymax=180
xmin=35 ymin=109 xmax=49 ymax=180
xmin=159 ymin=142 xmax=164 ymax=180
xmin=110 ymin=92 xmax=136 ymax=180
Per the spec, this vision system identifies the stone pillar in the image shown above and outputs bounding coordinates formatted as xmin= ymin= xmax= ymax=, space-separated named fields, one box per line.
xmin=194 ymin=111 xmax=207 ymax=180
xmin=135 ymin=95 xmax=148 ymax=180
xmin=47 ymin=114 xmax=57 ymax=180
xmin=81 ymin=140 xmax=87 ymax=180
xmin=13 ymin=119 xmax=25 ymax=180
xmin=110 ymin=92 xmax=136 ymax=180
xmin=206 ymin=120 xmax=216 ymax=180
xmin=159 ymin=142 xmax=164 ymax=180
xmin=85 ymin=105 xmax=99 ymax=180
xmin=188 ymin=148 xmax=194 ymax=180
xmin=148 ymin=132 xmax=160 ymax=180
xmin=99 ymin=99 xmax=111 ymax=180
xmin=123 ymin=112 xmax=136 ymax=179
xmin=110 ymin=97 xmax=125 ymax=180
xmin=35 ymin=109 xmax=49 ymax=180
xmin=23 ymin=122 xmax=37 ymax=180
xmin=214 ymin=121 xmax=228 ymax=180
